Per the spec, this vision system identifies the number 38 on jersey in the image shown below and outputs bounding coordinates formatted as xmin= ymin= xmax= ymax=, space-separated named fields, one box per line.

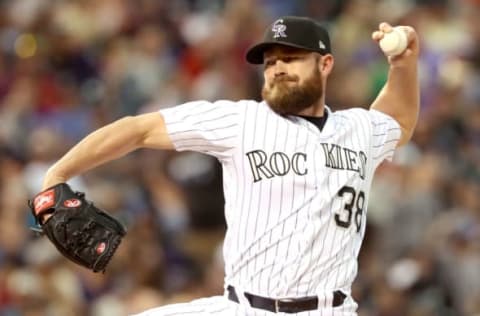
xmin=334 ymin=186 xmax=365 ymax=233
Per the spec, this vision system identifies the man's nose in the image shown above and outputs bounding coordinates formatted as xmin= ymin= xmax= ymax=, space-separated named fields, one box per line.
xmin=273 ymin=60 xmax=287 ymax=77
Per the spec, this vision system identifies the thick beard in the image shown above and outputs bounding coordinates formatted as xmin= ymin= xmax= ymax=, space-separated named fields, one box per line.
xmin=262 ymin=67 xmax=323 ymax=116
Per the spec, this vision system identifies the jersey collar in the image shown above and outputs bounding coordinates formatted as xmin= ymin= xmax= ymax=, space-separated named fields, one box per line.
xmin=297 ymin=110 xmax=328 ymax=132
xmin=317 ymin=105 xmax=336 ymax=138
xmin=290 ymin=105 xmax=334 ymax=136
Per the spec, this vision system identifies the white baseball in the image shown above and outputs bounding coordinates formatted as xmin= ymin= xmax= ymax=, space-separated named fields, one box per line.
xmin=379 ymin=27 xmax=408 ymax=56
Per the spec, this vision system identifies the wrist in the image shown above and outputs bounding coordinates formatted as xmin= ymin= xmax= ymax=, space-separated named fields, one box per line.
xmin=388 ymin=59 xmax=418 ymax=72
xmin=42 ymin=167 xmax=68 ymax=190
xmin=388 ymin=53 xmax=419 ymax=70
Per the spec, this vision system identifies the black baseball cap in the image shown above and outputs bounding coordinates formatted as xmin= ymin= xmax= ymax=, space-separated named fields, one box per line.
xmin=246 ymin=16 xmax=331 ymax=64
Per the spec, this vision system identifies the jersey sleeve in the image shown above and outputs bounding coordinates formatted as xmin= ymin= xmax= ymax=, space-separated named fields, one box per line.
xmin=159 ymin=100 xmax=243 ymax=160
xmin=368 ymin=109 xmax=402 ymax=167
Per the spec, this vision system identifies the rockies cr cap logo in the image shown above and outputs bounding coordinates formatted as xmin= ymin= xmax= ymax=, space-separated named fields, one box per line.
xmin=272 ymin=19 xmax=287 ymax=38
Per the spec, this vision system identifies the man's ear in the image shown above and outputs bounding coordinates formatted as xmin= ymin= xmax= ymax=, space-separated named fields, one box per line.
xmin=318 ymin=54 xmax=334 ymax=75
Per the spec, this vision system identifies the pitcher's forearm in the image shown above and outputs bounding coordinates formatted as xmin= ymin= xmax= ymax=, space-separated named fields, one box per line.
xmin=43 ymin=116 xmax=142 ymax=188
xmin=385 ymin=62 xmax=419 ymax=108
xmin=373 ymin=62 xmax=419 ymax=142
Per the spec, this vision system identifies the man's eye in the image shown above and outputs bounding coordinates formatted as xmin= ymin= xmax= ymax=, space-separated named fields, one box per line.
xmin=283 ymin=57 xmax=298 ymax=63
xmin=265 ymin=60 xmax=275 ymax=67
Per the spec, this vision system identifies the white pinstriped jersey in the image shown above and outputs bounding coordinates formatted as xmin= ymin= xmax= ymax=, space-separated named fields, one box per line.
xmin=160 ymin=100 xmax=400 ymax=302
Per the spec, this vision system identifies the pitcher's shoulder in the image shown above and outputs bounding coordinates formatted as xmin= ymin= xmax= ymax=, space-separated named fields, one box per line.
xmin=332 ymin=106 xmax=369 ymax=116
xmin=218 ymin=99 xmax=263 ymax=106
xmin=330 ymin=107 xmax=371 ymax=123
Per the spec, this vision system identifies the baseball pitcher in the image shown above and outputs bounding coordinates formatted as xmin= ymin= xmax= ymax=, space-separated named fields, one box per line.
xmin=31 ymin=16 xmax=419 ymax=315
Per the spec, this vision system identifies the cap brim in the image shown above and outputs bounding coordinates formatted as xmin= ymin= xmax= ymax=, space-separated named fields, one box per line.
xmin=245 ymin=41 xmax=317 ymax=64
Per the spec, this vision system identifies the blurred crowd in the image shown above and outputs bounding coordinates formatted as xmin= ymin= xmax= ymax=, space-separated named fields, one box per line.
xmin=0 ymin=0 xmax=479 ymax=315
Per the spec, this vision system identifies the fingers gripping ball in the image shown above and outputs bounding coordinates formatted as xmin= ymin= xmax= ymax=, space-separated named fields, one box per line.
xmin=29 ymin=183 xmax=127 ymax=273
xmin=379 ymin=27 xmax=408 ymax=56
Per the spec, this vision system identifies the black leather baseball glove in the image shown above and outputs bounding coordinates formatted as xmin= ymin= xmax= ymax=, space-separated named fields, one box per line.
xmin=28 ymin=183 xmax=126 ymax=273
